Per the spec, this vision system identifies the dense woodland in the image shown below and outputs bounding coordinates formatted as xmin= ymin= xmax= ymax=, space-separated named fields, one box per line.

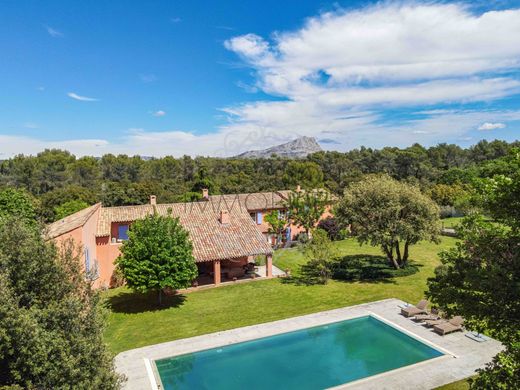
xmin=0 ymin=139 xmax=518 ymax=223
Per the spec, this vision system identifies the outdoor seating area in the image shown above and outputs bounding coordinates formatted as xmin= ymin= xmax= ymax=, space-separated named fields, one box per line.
xmin=401 ymin=300 xmax=465 ymax=336
xmin=194 ymin=261 xmax=260 ymax=286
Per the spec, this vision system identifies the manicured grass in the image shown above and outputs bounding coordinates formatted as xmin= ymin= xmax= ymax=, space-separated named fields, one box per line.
xmin=441 ymin=217 xmax=465 ymax=229
xmin=103 ymin=237 xmax=457 ymax=354
xmin=434 ymin=377 xmax=472 ymax=389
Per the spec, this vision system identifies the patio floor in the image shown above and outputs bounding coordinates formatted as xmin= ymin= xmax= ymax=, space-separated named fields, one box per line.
xmin=115 ymin=298 xmax=502 ymax=390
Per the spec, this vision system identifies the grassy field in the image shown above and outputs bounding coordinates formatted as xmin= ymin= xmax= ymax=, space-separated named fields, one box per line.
xmin=440 ymin=217 xmax=465 ymax=229
xmin=434 ymin=378 xmax=472 ymax=389
xmin=103 ymin=236 xmax=457 ymax=354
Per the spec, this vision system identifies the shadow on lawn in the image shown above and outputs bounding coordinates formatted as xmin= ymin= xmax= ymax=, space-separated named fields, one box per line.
xmin=105 ymin=290 xmax=186 ymax=314
xmin=282 ymin=254 xmax=421 ymax=286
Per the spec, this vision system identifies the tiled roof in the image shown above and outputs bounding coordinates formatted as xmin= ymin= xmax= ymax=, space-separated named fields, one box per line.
xmin=207 ymin=191 xmax=289 ymax=211
xmin=156 ymin=203 xmax=273 ymax=262
xmin=96 ymin=204 xmax=154 ymax=237
xmin=96 ymin=200 xmax=273 ymax=262
xmin=46 ymin=203 xmax=101 ymax=239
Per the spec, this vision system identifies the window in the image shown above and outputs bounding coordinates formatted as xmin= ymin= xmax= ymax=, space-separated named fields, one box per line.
xmin=118 ymin=224 xmax=129 ymax=241
xmin=84 ymin=247 xmax=90 ymax=273
xmin=250 ymin=212 xmax=256 ymax=221
xmin=256 ymin=212 xmax=263 ymax=224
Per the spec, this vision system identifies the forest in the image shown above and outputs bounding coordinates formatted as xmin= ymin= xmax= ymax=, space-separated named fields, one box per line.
xmin=0 ymin=138 xmax=518 ymax=223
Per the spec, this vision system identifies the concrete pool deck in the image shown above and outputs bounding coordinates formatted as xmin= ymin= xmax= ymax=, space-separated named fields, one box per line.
xmin=115 ymin=298 xmax=502 ymax=390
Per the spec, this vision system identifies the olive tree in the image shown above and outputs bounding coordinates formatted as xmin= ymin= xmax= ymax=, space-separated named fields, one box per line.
xmin=336 ymin=175 xmax=440 ymax=269
xmin=116 ymin=213 xmax=198 ymax=304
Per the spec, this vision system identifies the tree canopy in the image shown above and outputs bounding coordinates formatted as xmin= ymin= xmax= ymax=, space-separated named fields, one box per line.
xmin=0 ymin=140 xmax=518 ymax=221
xmin=286 ymin=190 xmax=328 ymax=236
xmin=336 ymin=175 xmax=440 ymax=269
xmin=116 ymin=213 xmax=198 ymax=304
xmin=427 ymin=149 xmax=520 ymax=388
xmin=0 ymin=217 xmax=121 ymax=389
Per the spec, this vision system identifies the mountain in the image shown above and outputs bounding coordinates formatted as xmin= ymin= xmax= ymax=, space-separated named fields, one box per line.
xmin=236 ymin=136 xmax=323 ymax=159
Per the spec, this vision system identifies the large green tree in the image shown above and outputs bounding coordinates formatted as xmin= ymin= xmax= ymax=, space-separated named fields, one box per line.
xmin=427 ymin=150 xmax=520 ymax=389
xmin=0 ymin=217 xmax=122 ymax=389
xmin=116 ymin=213 xmax=198 ymax=304
xmin=0 ymin=187 xmax=37 ymax=224
xmin=336 ymin=175 xmax=440 ymax=269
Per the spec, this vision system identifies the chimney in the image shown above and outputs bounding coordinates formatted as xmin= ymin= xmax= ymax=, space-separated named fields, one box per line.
xmin=296 ymin=185 xmax=301 ymax=192
xmin=150 ymin=195 xmax=157 ymax=205
xmin=220 ymin=210 xmax=230 ymax=225
xmin=202 ymin=188 xmax=209 ymax=200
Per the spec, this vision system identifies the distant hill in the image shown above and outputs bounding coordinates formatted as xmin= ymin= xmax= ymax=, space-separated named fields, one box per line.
xmin=236 ymin=136 xmax=323 ymax=159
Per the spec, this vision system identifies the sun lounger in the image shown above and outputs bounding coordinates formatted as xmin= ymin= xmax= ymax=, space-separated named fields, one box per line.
xmin=423 ymin=318 xmax=447 ymax=327
xmin=400 ymin=299 xmax=428 ymax=317
xmin=434 ymin=316 xmax=464 ymax=335
xmin=413 ymin=308 xmax=440 ymax=322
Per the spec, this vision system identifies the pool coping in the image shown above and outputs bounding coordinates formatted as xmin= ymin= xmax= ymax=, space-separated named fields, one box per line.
xmin=115 ymin=298 xmax=503 ymax=390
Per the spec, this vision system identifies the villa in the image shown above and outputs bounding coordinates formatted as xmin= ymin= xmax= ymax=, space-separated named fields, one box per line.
xmin=46 ymin=188 xmax=332 ymax=289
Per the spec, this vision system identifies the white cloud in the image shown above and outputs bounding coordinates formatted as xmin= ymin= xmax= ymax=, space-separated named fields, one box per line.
xmin=45 ymin=26 xmax=63 ymax=38
xmin=478 ymin=122 xmax=506 ymax=130
xmin=5 ymin=3 xmax=519 ymax=158
xmin=216 ymin=3 xmax=520 ymax=152
xmin=67 ymin=92 xmax=98 ymax=102
xmin=1 ymin=108 xmax=519 ymax=158
xmin=170 ymin=17 xmax=182 ymax=23
xmin=152 ymin=110 xmax=166 ymax=117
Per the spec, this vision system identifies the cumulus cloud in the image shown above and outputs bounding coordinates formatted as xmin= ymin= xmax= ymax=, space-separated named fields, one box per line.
xmin=152 ymin=110 xmax=166 ymax=117
xmin=478 ymin=122 xmax=506 ymax=130
xmin=5 ymin=3 xmax=520 ymax=157
xmin=67 ymin=92 xmax=98 ymax=102
xmin=217 ymin=3 xmax=520 ymax=152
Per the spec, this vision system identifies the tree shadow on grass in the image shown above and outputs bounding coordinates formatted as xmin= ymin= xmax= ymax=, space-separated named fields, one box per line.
xmin=282 ymin=254 xmax=421 ymax=286
xmin=104 ymin=289 xmax=186 ymax=314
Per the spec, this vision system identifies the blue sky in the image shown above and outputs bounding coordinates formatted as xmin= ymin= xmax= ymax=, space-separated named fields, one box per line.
xmin=1 ymin=0 xmax=519 ymax=157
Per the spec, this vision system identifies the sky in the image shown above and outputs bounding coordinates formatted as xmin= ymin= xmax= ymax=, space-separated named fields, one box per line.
xmin=1 ymin=0 xmax=519 ymax=158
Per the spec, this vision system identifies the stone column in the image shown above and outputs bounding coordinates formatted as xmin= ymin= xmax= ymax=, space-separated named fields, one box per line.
xmin=266 ymin=254 xmax=273 ymax=277
xmin=213 ymin=260 xmax=221 ymax=285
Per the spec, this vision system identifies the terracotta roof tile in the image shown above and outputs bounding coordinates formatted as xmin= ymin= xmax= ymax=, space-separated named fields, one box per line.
xmin=45 ymin=203 xmax=101 ymax=239
xmin=96 ymin=200 xmax=273 ymax=262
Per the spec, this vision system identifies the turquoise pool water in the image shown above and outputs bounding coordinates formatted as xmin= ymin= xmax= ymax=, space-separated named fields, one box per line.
xmin=155 ymin=315 xmax=443 ymax=390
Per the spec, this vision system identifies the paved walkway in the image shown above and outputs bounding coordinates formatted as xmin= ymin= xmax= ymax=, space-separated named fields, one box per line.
xmin=115 ymin=298 xmax=502 ymax=390
xmin=256 ymin=263 xmax=285 ymax=277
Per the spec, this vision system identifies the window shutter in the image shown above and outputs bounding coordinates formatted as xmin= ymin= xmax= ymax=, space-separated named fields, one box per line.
xmin=84 ymin=248 xmax=90 ymax=272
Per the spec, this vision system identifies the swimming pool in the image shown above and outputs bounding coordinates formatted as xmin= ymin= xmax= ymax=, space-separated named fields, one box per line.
xmin=155 ymin=315 xmax=443 ymax=389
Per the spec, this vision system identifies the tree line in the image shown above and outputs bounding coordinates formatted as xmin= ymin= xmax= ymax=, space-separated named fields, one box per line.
xmin=0 ymin=139 xmax=518 ymax=222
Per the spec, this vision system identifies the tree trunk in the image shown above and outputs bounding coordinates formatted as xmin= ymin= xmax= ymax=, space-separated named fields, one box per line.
xmin=403 ymin=241 xmax=410 ymax=266
xmin=383 ymin=244 xmax=400 ymax=269
xmin=395 ymin=241 xmax=402 ymax=265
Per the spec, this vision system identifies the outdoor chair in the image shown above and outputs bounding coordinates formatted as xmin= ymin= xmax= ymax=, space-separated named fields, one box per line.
xmin=400 ymin=299 xmax=429 ymax=317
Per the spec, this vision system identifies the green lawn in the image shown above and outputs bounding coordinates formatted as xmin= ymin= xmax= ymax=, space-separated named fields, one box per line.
xmin=103 ymin=236 xmax=457 ymax=354
xmin=434 ymin=378 xmax=472 ymax=390
xmin=441 ymin=217 xmax=465 ymax=229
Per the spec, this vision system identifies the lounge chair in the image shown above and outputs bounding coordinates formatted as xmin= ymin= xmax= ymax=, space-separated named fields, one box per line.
xmin=401 ymin=300 xmax=428 ymax=317
xmin=413 ymin=308 xmax=440 ymax=322
xmin=434 ymin=316 xmax=464 ymax=335
xmin=423 ymin=318 xmax=447 ymax=327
